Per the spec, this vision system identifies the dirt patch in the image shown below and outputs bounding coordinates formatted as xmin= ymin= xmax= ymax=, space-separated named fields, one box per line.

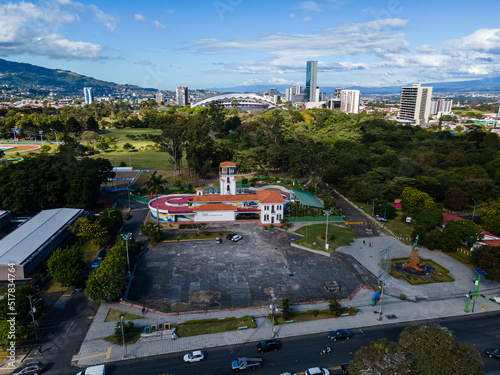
xmin=189 ymin=290 xmax=221 ymax=307
xmin=280 ymin=284 xmax=299 ymax=291
xmin=263 ymin=287 xmax=274 ymax=295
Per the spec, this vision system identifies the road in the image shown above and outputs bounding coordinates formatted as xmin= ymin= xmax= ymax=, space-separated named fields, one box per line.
xmin=73 ymin=313 xmax=500 ymax=375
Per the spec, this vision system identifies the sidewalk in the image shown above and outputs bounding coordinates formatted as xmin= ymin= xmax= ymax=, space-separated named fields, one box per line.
xmin=72 ymin=285 xmax=500 ymax=367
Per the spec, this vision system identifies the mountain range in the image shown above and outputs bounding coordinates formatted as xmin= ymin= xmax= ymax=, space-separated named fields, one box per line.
xmin=1 ymin=58 xmax=500 ymax=96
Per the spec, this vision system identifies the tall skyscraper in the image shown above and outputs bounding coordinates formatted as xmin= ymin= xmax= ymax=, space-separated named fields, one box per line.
xmin=269 ymin=88 xmax=278 ymax=97
xmin=334 ymin=88 xmax=343 ymax=99
xmin=305 ymin=61 xmax=318 ymax=102
xmin=398 ymin=84 xmax=433 ymax=126
xmin=155 ymin=91 xmax=164 ymax=104
xmin=430 ymin=99 xmax=453 ymax=115
xmin=83 ymin=87 xmax=94 ymax=104
xmin=340 ymin=90 xmax=360 ymax=114
xmin=176 ymin=86 xmax=189 ymax=106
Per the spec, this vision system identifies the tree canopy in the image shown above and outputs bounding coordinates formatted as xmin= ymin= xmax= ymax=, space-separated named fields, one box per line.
xmin=47 ymin=245 xmax=85 ymax=286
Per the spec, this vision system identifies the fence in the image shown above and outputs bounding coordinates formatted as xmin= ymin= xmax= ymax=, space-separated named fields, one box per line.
xmin=287 ymin=215 xmax=343 ymax=222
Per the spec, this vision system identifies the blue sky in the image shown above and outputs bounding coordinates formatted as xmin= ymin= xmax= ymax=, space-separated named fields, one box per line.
xmin=1 ymin=0 xmax=500 ymax=90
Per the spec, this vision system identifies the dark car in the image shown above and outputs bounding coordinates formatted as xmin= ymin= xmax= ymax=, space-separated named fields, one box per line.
xmin=341 ymin=363 xmax=350 ymax=375
xmin=105 ymin=239 xmax=115 ymax=248
xmin=328 ymin=329 xmax=353 ymax=341
xmin=124 ymin=212 xmax=132 ymax=220
xmin=97 ymin=250 xmax=107 ymax=260
xmin=13 ymin=361 xmax=43 ymax=375
xmin=226 ymin=233 xmax=235 ymax=240
xmin=256 ymin=339 xmax=280 ymax=352
xmin=486 ymin=348 xmax=500 ymax=359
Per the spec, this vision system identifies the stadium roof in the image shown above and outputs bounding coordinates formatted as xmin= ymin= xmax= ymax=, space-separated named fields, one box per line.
xmin=0 ymin=208 xmax=83 ymax=266
xmin=291 ymin=189 xmax=324 ymax=209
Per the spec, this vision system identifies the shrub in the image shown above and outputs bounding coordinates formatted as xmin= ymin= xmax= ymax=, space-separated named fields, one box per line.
xmin=400 ymin=294 xmax=406 ymax=300
xmin=263 ymin=225 xmax=268 ymax=230
xmin=328 ymin=299 xmax=343 ymax=317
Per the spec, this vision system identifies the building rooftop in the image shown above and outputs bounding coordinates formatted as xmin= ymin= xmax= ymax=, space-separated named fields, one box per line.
xmin=192 ymin=203 xmax=237 ymax=212
xmin=192 ymin=194 xmax=258 ymax=203
xmin=0 ymin=208 xmax=83 ymax=266
xmin=256 ymin=190 xmax=286 ymax=204
xmin=291 ymin=189 xmax=324 ymax=209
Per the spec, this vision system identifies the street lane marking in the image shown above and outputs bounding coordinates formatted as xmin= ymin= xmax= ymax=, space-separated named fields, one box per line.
xmin=71 ymin=347 xmax=112 ymax=361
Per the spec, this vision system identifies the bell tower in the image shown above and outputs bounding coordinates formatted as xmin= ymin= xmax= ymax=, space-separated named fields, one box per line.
xmin=219 ymin=162 xmax=236 ymax=195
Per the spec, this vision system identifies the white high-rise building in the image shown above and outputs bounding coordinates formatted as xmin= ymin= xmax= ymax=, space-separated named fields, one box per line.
xmin=340 ymin=90 xmax=360 ymax=114
xmin=397 ymin=84 xmax=433 ymax=126
xmin=176 ymin=86 xmax=189 ymax=106
xmin=430 ymin=99 xmax=453 ymax=115
xmin=83 ymin=87 xmax=94 ymax=104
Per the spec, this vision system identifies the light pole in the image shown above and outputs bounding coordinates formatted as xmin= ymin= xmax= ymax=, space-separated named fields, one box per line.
xmin=472 ymin=198 xmax=476 ymax=222
xmin=120 ymin=315 xmax=127 ymax=357
xmin=270 ymin=290 xmax=277 ymax=338
xmin=128 ymin=151 xmax=132 ymax=168
xmin=324 ymin=210 xmax=332 ymax=250
xmin=27 ymin=295 xmax=42 ymax=339
xmin=128 ymin=189 xmax=131 ymax=211
xmin=39 ymin=131 xmax=43 ymax=146
xmin=377 ymin=282 xmax=384 ymax=321
xmin=121 ymin=232 xmax=132 ymax=277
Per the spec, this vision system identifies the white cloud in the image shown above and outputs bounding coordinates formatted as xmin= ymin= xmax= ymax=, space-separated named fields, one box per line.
xmin=289 ymin=13 xmax=296 ymax=18
xmin=88 ymin=4 xmax=118 ymax=32
xmin=268 ymin=77 xmax=299 ymax=85
xmin=303 ymin=16 xmax=312 ymax=22
xmin=415 ymin=45 xmax=438 ymax=54
xmin=446 ymin=28 xmax=500 ymax=54
xmin=237 ymin=78 xmax=264 ymax=86
xmin=329 ymin=0 xmax=350 ymax=9
xmin=0 ymin=1 xmax=105 ymax=60
xmin=134 ymin=13 xmax=147 ymax=22
xmin=154 ymin=20 xmax=166 ymax=29
xmin=297 ymin=1 xmax=322 ymax=11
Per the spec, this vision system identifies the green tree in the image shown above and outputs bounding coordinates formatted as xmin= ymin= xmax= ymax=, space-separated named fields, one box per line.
xmin=99 ymin=208 xmax=124 ymax=233
xmin=280 ymin=298 xmax=293 ymax=320
xmin=399 ymin=324 xmax=483 ymax=375
xmin=85 ymin=115 xmax=99 ymax=131
xmin=476 ymin=200 xmax=500 ymax=235
xmin=443 ymin=187 xmax=468 ymax=211
xmin=328 ymin=299 xmax=343 ymax=317
xmin=444 ymin=219 xmax=484 ymax=247
xmin=140 ymin=222 xmax=162 ymax=244
xmin=123 ymin=142 xmax=135 ymax=151
xmin=349 ymin=338 xmax=412 ymax=375
xmin=400 ymin=187 xmax=436 ymax=215
xmin=47 ymin=246 xmax=84 ymax=286
xmin=146 ymin=171 xmax=168 ymax=226
xmin=471 ymin=246 xmax=500 ymax=282
xmin=70 ymin=217 xmax=108 ymax=246
xmin=414 ymin=206 xmax=443 ymax=230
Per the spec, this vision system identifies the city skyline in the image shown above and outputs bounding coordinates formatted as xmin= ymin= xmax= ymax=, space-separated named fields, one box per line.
xmin=0 ymin=0 xmax=499 ymax=90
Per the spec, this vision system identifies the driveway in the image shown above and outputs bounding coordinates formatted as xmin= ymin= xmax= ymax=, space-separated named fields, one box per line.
xmin=127 ymin=223 xmax=377 ymax=311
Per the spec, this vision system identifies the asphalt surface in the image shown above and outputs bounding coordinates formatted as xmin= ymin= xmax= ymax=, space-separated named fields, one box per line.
xmin=95 ymin=312 xmax=500 ymax=375
xmin=127 ymin=223 xmax=376 ymax=311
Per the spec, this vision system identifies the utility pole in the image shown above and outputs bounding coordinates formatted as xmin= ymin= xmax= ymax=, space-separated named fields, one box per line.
xmin=121 ymin=233 xmax=132 ymax=277
xmin=27 ymin=295 xmax=39 ymax=339
xmin=324 ymin=210 xmax=332 ymax=250
xmin=270 ymin=290 xmax=277 ymax=338
xmin=377 ymin=282 xmax=384 ymax=321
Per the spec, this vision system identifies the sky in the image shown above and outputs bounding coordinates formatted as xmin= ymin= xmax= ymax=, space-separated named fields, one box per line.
xmin=1 ymin=0 xmax=500 ymax=90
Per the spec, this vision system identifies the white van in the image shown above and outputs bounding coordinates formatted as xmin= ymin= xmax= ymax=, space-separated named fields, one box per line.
xmin=76 ymin=365 xmax=105 ymax=375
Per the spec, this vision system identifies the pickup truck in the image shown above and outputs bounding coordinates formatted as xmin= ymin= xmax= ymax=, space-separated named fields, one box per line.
xmin=231 ymin=357 xmax=262 ymax=371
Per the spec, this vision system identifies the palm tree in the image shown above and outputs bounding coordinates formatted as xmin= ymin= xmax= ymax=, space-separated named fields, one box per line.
xmin=146 ymin=171 xmax=168 ymax=225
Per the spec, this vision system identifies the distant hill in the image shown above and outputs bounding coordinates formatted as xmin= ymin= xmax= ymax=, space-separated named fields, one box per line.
xmin=209 ymin=77 xmax=500 ymax=95
xmin=0 ymin=58 xmax=154 ymax=96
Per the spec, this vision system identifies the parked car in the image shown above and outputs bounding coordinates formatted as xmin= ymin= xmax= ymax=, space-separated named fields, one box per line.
xmin=226 ymin=233 xmax=235 ymax=240
xmin=124 ymin=212 xmax=132 ymax=220
xmin=105 ymin=240 xmax=115 ymax=248
xmin=74 ymin=279 xmax=86 ymax=292
xmin=215 ymin=237 xmax=222 ymax=244
xmin=183 ymin=350 xmax=205 ymax=363
xmin=232 ymin=235 xmax=243 ymax=242
xmin=12 ymin=362 xmax=43 ymax=375
xmin=375 ymin=215 xmax=388 ymax=222
xmin=328 ymin=329 xmax=353 ymax=341
xmin=305 ymin=367 xmax=330 ymax=375
xmin=256 ymin=339 xmax=280 ymax=352
xmin=76 ymin=364 xmax=105 ymax=375
xmin=91 ymin=259 xmax=102 ymax=269
xmin=97 ymin=250 xmax=106 ymax=260
xmin=486 ymin=348 xmax=500 ymax=359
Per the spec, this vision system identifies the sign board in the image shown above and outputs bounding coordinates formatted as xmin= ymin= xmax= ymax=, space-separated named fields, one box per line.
xmin=406 ymin=217 xmax=412 ymax=223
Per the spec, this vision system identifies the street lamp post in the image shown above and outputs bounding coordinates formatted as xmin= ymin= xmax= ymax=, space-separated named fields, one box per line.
xmin=324 ymin=210 xmax=332 ymax=250
xmin=39 ymin=131 xmax=43 ymax=146
xmin=270 ymin=291 xmax=277 ymax=338
xmin=377 ymin=282 xmax=384 ymax=321
xmin=472 ymin=198 xmax=476 ymax=222
xmin=121 ymin=233 xmax=132 ymax=277
xmin=27 ymin=295 xmax=42 ymax=339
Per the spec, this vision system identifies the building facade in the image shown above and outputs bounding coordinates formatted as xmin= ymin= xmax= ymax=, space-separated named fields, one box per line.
xmin=305 ymin=61 xmax=318 ymax=102
xmin=340 ymin=90 xmax=360 ymax=114
xmin=430 ymin=99 xmax=453 ymax=115
xmin=84 ymin=87 xmax=94 ymax=104
xmin=176 ymin=86 xmax=189 ymax=106
xmin=397 ymin=84 xmax=433 ymax=126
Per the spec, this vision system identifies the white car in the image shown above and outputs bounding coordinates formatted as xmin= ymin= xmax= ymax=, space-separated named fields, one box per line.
xmin=183 ymin=350 xmax=205 ymax=363
xmin=232 ymin=235 xmax=242 ymax=242
xmin=305 ymin=368 xmax=330 ymax=375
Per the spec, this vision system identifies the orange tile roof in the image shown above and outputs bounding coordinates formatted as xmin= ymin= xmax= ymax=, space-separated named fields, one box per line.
xmin=482 ymin=239 xmax=500 ymax=247
xmin=256 ymin=189 xmax=285 ymax=204
xmin=195 ymin=187 xmax=204 ymax=190
xmin=192 ymin=194 xmax=258 ymax=202
xmin=192 ymin=203 xmax=237 ymax=211
xmin=220 ymin=161 xmax=236 ymax=167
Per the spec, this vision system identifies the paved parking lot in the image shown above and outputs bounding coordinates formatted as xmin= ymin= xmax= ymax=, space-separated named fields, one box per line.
xmin=128 ymin=223 xmax=377 ymax=311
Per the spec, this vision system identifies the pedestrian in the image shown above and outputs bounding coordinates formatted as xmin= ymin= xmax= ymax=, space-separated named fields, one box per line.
xmin=177 ymin=235 xmax=180 ymax=241
xmin=273 ymin=327 xmax=279 ymax=337
xmin=369 ymin=242 xmax=372 ymax=247
xmin=363 ymin=240 xmax=365 ymax=245
xmin=37 ymin=345 xmax=42 ymax=354
xmin=142 ymin=306 xmax=145 ymax=315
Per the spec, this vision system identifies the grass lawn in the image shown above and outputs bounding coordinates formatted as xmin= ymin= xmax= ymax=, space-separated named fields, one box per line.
xmin=94 ymin=149 xmax=174 ymax=170
xmin=273 ymin=307 xmax=359 ymax=325
xmin=174 ymin=316 xmax=256 ymax=338
xmin=42 ymin=279 xmax=68 ymax=293
xmin=105 ymin=308 xmax=145 ymax=322
xmin=447 ymin=251 xmax=473 ymax=268
xmin=99 ymin=128 xmax=159 ymax=138
xmin=294 ymin=224 xmax=356 ymax=252
xmin=103 ymin=327 xmax=143 ymax=345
